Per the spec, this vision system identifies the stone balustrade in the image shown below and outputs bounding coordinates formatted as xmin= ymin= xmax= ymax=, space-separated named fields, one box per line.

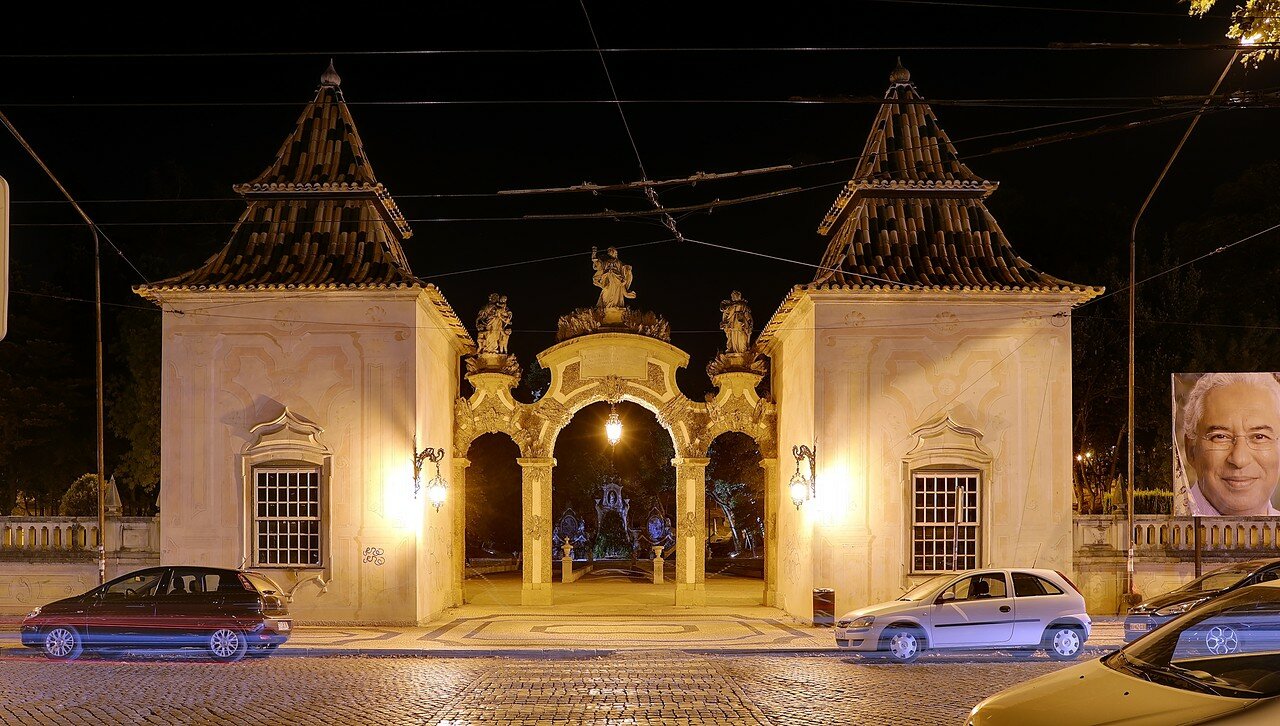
xmin=0 ymin=516 xmax=159 ymax=559
xmin=1075 ymin=515 xmax=1280 ymax=554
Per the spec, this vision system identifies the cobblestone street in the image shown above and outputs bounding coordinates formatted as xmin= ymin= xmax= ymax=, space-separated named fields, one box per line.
xmin=0 ymin=651 xmax=1079 ymax=724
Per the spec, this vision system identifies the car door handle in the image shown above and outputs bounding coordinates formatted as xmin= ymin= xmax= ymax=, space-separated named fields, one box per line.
xmin=999 ymin=606 xmax=1011 ymax=613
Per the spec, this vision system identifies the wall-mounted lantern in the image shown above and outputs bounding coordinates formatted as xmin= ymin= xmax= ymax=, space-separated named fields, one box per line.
xmin=413 ymin=436 xmax=448 ymax=511
xmin=790 ymin=444 xmax=816 ymax=509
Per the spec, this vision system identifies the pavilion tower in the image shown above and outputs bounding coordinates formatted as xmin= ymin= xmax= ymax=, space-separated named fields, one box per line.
xmin=759 ymin=61 xmax=1101 ymax=621
xmin=136 ymin=64 xmax=471 ymax=626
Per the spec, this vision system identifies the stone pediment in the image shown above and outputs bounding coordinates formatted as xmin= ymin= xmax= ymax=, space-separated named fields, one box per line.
xmin=904 ymin=414 xmax=990 ymax=468
xmin=244 ymin=408 xmax=330 ymax=458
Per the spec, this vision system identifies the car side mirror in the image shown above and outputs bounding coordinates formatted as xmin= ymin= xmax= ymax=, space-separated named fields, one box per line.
xmin=937 ymin=591 xmax=956 ymax=604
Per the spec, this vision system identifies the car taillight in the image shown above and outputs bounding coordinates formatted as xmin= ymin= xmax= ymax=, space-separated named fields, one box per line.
xmin=1055 ymin=570 xmax=1083 ymax=596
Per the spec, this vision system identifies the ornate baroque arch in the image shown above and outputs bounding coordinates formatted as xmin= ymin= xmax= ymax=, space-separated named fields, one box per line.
xmin=454 ymin=332 xmax=775 ymax=458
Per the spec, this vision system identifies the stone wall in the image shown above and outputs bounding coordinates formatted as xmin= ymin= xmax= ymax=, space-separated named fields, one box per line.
xmin=0 ymin=516 xmax=160 ymax=614
xmin=1073 ymin=514 xmax=1280 ymax=615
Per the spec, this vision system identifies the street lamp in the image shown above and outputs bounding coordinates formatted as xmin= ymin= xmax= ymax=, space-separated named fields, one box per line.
xmin=412 ymin=437 xmax=448 ymax=511
xmin=605 ymin=403 xmax=623 ymax=446
xmin=1125 ymin=42 xmax=1243 ymax=606
xmin=789 ymin=444 xmax=816 ymax=509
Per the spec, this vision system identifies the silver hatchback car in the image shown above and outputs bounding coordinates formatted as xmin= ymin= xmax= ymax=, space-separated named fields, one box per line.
xmin=833 ymin=568 xmax=1091 ymax=662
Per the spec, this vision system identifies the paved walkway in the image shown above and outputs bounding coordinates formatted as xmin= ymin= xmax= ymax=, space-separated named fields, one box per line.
xmin=0 ymin=572 xmax=1125 ymax=657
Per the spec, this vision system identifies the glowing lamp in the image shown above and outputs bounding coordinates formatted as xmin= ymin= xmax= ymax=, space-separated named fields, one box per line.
xmin=605 ymin=405 xmax=623 ymax=446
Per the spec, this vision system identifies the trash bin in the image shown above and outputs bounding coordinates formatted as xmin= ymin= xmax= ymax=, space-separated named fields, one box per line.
xmin=812 ymin=588 xmax=835 ymax=627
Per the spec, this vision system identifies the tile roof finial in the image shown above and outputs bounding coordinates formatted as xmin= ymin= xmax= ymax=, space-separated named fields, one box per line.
xmin=320 ymin=59 xmax=342 ymax=88
xmin=889 ymin=57 xmax=911 ymax=85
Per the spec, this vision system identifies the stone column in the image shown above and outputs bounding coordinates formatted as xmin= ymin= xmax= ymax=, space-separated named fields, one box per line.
xmin=451 ymin=457 xmax=471 ymax=607
xmin=518 ymin=457 xmax=555 ymax=606
xmin=760 ymin=457 xmax=780 ymax=607
xmin=561 ymin=542 xmax=574 ymax=583
xmin=673 ymin=457 xmax=710 ymax=606
xmin=652 ymin=545 xmax=665 ymax=585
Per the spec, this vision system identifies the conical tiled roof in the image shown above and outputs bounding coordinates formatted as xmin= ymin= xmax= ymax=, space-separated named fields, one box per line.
xmin=810 ymin=62 xmax=1094 ymax=294
xmin=141 ymin=63 xmax=418 ymax=290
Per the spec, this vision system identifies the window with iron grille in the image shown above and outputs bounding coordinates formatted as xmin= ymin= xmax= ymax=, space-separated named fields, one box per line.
xmin=911 ymin=472 xmax=979 ymax=573
xmin=254 ymin=468 xmax=321 ymax=567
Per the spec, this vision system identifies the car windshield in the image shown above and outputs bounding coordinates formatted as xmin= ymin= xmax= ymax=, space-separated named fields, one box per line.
xmin=898 ymin=575 xmax=954 ymax=601
xmin=1178 ymin=567 xmax=1254 ymax=593
xmin=1110 ymin=586 xmax=1280 ymax=699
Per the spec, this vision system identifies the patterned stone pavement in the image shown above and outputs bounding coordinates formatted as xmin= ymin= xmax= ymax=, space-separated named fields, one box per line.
xmin=0 ymin=650 xmax=1081 ymax=725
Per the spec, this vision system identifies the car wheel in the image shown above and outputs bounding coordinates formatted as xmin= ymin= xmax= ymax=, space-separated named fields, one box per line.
xmin=207 ymin=628 xmax=248 ymax=662
xmin=42 ymin=626 xmax=83 ymax=661
xmin=1205 ymin=625 xmax=1240 ymax=655
xmin=1045 ymin=626 xmax=1082 ymax=660
xmin=884 ymin=627 xmax=923 ymax=663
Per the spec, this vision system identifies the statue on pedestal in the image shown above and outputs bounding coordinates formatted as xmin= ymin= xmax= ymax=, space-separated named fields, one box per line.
xmin=476 ymin=293 xmax=512 ymax=355
xmin=466 ymin=292 xmax=520 ymax=377
xmin=707 ymin=290 xmax=767 ymax=377
xmin=720 ymin=290 xmax=752 ymax=354
xmin=591 ymin=246 xmax=636 ymax=310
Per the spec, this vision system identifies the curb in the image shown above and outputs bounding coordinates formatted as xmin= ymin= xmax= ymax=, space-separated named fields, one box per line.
xmin=2 ymin=644 xmax=1120 ymax=660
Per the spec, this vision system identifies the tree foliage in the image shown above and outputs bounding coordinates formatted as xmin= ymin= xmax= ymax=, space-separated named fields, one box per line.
xmin=0 ymin=264 xmax=94 ymax=515
xmin=107 ymin=309 xmax=161 ymax=514
xmin=463 ymin=433 xmax=523 ymax=555
xmin=1191 ymin=1 xmax=1280 ymax=64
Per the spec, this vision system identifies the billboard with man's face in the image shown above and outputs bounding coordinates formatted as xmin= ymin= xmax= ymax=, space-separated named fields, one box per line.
xmin=1173 ymin=372 xmax=1280 ymax=517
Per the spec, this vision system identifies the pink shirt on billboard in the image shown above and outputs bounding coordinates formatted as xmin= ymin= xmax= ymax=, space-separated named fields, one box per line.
xmin=1188 ymin=484 xmax=1280 ymax=516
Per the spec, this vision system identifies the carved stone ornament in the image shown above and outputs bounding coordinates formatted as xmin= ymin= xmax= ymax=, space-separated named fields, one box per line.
xmin=555 ymin=306 xmax=670 ymax=343
xmin=706 ymin=349 xmax=768 ymax=378
xmin=677 ymin=510 xmax=697 ymax=539
xmin=465 ymin=352 xmax=521 ymax=378
xmin=525 ymin=514 xmax=546 ymax=540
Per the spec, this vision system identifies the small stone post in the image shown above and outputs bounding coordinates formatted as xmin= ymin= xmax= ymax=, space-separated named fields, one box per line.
xmin=652 ymin=545 xmax=665 ymax=585
xmin=561 ymin=541 xmax=574 ymax=583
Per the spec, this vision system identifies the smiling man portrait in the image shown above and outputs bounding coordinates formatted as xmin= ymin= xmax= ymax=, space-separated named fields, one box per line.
xmin=1177 ymin=372 xmax=1280 ymax=517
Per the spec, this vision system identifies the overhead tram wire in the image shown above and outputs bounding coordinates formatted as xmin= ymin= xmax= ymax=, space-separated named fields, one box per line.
xmin=7 ymin=89 xmax=1280 ymax=110
xmin=9 ymin=103 xmax=1239 ymax=229
xmin=4 ymin=105 xmax=1208 ymax=208
xmin=4 ymin=41 xmax=1280 ymax=60
xmin=578 ymin=0 xmax=684 ymax=243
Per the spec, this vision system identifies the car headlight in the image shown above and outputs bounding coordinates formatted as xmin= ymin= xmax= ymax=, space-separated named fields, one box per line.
xmin=1154 ymin=598 xmax=1208 ymax=617
xmin=23 ymin=606 xmax=40 ymax=620
xmin=839 ymin=616 xmax=874 ymax=629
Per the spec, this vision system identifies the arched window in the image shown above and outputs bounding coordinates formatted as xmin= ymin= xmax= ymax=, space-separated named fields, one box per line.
xmin=902 ymin=415 xmax=992 ymax=574
xmin=241 ymin=409 xmax=330 ymax=569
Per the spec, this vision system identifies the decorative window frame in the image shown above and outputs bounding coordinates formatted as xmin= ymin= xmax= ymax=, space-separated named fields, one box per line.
xmin=901 ymin=415 xmax=992 ymax=575
xmin=240 ymin=408 xmax=331 ymax=570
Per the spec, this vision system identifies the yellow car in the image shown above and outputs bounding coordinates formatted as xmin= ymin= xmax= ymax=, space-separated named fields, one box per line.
xmin=968 ymin=580 xmax=1280 ymax=725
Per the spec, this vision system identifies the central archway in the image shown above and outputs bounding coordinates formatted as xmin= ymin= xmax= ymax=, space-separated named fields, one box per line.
xmin=454 ymin=331 xmax=777 ymax=607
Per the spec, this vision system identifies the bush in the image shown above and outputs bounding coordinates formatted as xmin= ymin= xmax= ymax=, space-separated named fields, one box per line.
xmin=1101 ymin=489 xmax=1172 ymax=515
xmin=59 ymin=474 xmax=100 ymax=517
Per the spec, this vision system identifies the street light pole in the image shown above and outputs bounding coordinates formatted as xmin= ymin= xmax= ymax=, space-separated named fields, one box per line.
xmin=1125 ymin=49 xmax=1239 ymax=606
xmin=0 ymin=110 xmax=110 ymax=584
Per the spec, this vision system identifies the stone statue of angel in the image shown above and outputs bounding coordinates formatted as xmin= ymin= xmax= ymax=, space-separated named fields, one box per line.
xmin=720 ymin=290 xmax=753 ymax=354
xmin=591 ymin=246 xmax=636 ymax=310
xmin=475 ymin=293 xmax=512 ymax=354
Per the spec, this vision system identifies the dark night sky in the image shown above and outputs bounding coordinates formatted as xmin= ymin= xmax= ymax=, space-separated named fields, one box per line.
xmin=3 ymin=1 xmax=1279 ymax=410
